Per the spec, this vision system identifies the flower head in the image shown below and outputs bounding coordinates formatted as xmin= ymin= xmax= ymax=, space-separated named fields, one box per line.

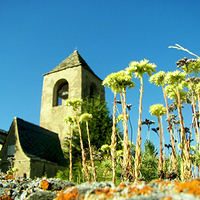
xmin=149 ymin=104 xmax=167 ymax=118
xmin=126 ymin=59 xmax=156 ymax=79
xmin=165 ymin=70 xmax=186 ymax=86
xmin=64 ymin=116 xmax=76 ymax=125
xmin=149 ymin=71 xmax=166 ymax=87
xmin=103 ymin=70 xmax=135 ymax=93
xmin=65 ymin=98 xmax=83 ymax=111
xmin=79 ymin=113 xmax=93 ymax=122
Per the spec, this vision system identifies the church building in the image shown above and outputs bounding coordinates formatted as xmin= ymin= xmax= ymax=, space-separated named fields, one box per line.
xmin=0 ymin=50 xmax=104 ymax=178
xmin=40 ymin=50 xmax=105 ymax=146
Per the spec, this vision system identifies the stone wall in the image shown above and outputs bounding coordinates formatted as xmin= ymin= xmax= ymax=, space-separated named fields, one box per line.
xmin=40 ymin=66 xmax=82 ymax=146
xmin=40 ymin=65 xmax=105 ymax=147
xmin=30 ymin=159 xmax=66 ymax=179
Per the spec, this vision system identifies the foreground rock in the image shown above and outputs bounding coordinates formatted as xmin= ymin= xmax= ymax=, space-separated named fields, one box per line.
xmin=0 ymin=173 xmax=200 ymax=199
xmin=0 ymin=174 xmax=74 ymax=200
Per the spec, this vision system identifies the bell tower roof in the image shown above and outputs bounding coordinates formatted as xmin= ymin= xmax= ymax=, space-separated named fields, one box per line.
xmin=44 ymin=50 xmax=96 ymax=76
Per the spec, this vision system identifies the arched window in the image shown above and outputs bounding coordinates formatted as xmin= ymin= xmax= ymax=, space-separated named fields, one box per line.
xmin=90 ymin=82 xmax=97 ymax=98
xmin=53 ymin=79 xmax=69 ymax=106
xmin=57 ymin=82 xmax=69 ymax=106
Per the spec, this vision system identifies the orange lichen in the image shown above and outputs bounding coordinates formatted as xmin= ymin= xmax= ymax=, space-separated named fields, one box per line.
xmin=111 ymin=188 xmax=119 ymax=193
xmin=55 ymin=188 xmax=79 ymax=200
xmin=92 ymin=188 xmax=114 ymax=198
xmin=160 ymin=196 xmax=173 ymax=200
xmin=4 ymin=175 xmax=14 ymax=180
xmin=39 ymin=179 xmax=50 ymax=190
xmin=118 ymin=183 xmax=126 ymax=189
xmin=174 ymin=179 xmax=200 ymax=196
xmin=153 ymin=179 xmax=162 ymax=183
xmin=128 ymin=186 xmax=153 ymax=196
xmin=0 ymin=195 xmax=13 ymax=200
xmin=128 ymin=187 xmax=139 ymax=195
xmin=64 ymin=186 xmax=73 ymax=190
xmin=160 ymin=181 xmax=171 ymax=191
xmin=94 ymin=188 xmax=110 ymax=193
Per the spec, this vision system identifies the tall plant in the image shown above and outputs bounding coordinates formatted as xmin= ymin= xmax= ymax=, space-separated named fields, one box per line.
xmin=195 ymin=81 xmax=200 ymax=130
xmin=165 ymin=70 xmax=192 ymax=180
xmin=169 ymin=44 xmax=200 ymax=151
xmin=150 ymin=104 xmax=167 ymax=179
xmin=149 ymin=71 xmax=178 ymax=175
xmin=103 ymin=70 xmax=135 ymax=182
xmin=65 ymin=98 xmax=90 ymax=181
xmin=176 ymin=58 xmax=200 ymax=150
xmin=126 ymin=59 xmax=156 ymax=180
xmin=79 ymin=113 xmax=97 ymax=181
xmin=103 ymin=73 xmax=119 ymax=184
xmin=63 ymin=116 xmax=76 ymax=182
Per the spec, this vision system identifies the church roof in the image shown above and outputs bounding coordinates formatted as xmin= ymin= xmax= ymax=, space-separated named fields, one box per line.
xmin=45 ymin=50 xmax=97 ymax=77
xmin=15 ymin=118 xmax=67 ymax=166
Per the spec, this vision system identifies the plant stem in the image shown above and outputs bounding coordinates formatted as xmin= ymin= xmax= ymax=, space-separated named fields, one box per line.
xmin=75 ymin=112 xmax=91 ymax=181
xmin=135 ymin=77 xmax=143 ymax=180
xmin=120 ymin=89 xmax=133 ymax=181
xmin=163 ymin=88 xmax=177 ymax=173
xmin=176 ymin=90 xmax=192 ymax=181
xmin=111 ymin=93 xmax=117 ymax=184
xmin=86 ymin=121 xmax=97 ymax=181
xmin=161 ymin=116 xmax=165 ymax=172
xmin=158 ymin=117 xmax=163 ymax=177
xmin=69 ymin=125 xmax=73 ymax=182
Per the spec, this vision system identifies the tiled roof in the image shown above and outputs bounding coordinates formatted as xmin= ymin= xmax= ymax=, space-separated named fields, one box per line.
xmin=15 ymin=118 xmax=67 ymax=166
xmin=44 ymin=50 xmax=96 ymax=76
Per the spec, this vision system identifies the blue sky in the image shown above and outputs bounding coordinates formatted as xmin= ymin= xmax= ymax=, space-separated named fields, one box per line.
xmin=1 ymin=1 xmax=200 ymax=151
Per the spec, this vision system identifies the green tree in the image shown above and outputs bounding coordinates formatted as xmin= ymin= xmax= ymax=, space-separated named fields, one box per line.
xmin=61 ymin=96 xmax=116 ymax=183
xmin=140 ymin=140 xmax=158 ymax=181
xmin=126 ymin=59 xmax=156 ymax=181
xmin=81 ymin=96 xmax=113 ymax=149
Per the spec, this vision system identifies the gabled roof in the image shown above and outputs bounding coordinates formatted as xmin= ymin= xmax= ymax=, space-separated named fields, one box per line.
xmin=44 ymin=50 xmax=97 ymax=77
xmin=15 ymin=118 xmax=67 ymax=166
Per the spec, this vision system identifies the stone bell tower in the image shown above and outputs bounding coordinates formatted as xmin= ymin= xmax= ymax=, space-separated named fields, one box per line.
xmin=40 ymin=50 xmax=105 ymax=146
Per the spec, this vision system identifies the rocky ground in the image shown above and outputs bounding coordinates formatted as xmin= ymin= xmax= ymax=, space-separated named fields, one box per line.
xmin=0 ymin=173 xmax=200 ymax=199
